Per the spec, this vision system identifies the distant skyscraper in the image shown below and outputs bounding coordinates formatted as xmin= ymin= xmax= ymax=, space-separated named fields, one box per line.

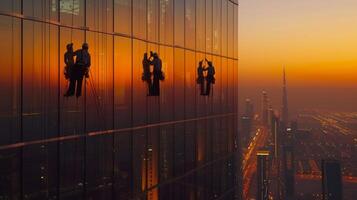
xmin=261 ymin=91 xmax=269 ymax=125
xmin=281 ymin=67 xmax=289 ymax=126
xmin=241 ymin=116 xmax=252 ymax=147
xmin=257 ymin=151 xmax=270 ymax=200
xmin=322 ymin=160 xmax=343 ymax=200
xmin=283 ymin=145 xmax=295 ymax=199
xmin=245 ymin=98 xmax=254 ymax=118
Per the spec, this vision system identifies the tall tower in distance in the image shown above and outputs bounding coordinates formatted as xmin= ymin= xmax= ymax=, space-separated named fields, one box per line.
xmin=261 ymin=91 xmax=269 ymax=126
xmin=282 ymin=67 xmax=289 ymax=126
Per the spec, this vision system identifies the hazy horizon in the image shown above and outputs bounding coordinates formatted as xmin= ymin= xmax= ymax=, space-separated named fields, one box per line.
xmin=239 ymin=0 xmax=357 ymax=114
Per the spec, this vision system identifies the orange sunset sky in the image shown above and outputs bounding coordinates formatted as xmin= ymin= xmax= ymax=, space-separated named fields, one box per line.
xmin=238 ymin=0 xmax=357 ymax=113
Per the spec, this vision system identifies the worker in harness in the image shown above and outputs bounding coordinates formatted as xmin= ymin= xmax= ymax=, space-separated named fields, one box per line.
xmin=204 ymin=58 xmax=215 ymax=96
xmin=196 ymin=60 xmax=205 ymax=95
xmin=64 ymin=43 xmax=91 ymax=98
xmin=150 ymin=52 xmax=164 ymax=96
xmin=64 ymin=43 xmax=74 ymax=80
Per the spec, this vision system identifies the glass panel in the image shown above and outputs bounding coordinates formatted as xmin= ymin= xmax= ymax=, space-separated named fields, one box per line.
xmin=86 ymin=0 xmax=113 ymax=32
xmin=0 ymin=0 xmax=20 ymax=14
xmin=212 ymin=56 xmax=221 ymax=114
xmin=173 ymin=124 xmax=185 ymax=200
xmin=60 ymin=0 xmax=85 ymax=27
xmin=0 ymin=16 xmax=21 ymax=198
xmin=213 ymin=0 xmax=221 ymax=54
xmin=59 ymin=28 xmax=85 ymax=198
xmin=22 ymin=21 xmax=59 ymax=198
xmin=132 ymin=40 xmax=147 ymax=125
xmin=173 ymin=48 xmax=184 ymax=120
xmin=234 ymin=5 xmax=238 ymax=59
xmin=159 ymin=0 xmax=173 ymax=45
xmin=148 ymin=0 xmax=159 ymax=42
xmin=196 ymin=0 xmax=205 ymax=51
xmin=185 ymin=51 xmax=196 ymax=118
xmin=184 ymin=121 xmax=196 ymax=198
xmin=114 ymin=36 xmax=132 ymax=128
xmin=221 ymin=0 xmax=227 ymax=56
xmin=24 ymin=0 xmax=58 ymax=21
xmin=159 ymin=125 xmax=174 ymax=199
xmin=174 ymin=0 xmax=184 ymax=46
xmin=228 ymin=3 xmax=234 ymax=58
xmin=147 ymin=43 xmax=160 ymax=124
xmin=132 ymin=129 xmax=147 ymax=197
xmin=86 ymin=33 xmax=113 ymax=132
xmin=133 ymin=0 xmax=147 ymax=40
xmin=221 ymin=57 xmax=228 ymax=113
xmin=196 ymin=52 xmax=207 ymax=117
xmin=159 ymin=46 xmax=174 ymax=121
xmin=206 ymin=0 xmax=212 ymax=53
xmin=85 ymin=32 xmax=114 ymax=198
xmin=113 ymin=131 xmax=132 ymax=198
xmin=185 ymin=0 xmax=195 ymax=50
xmin=114 ymin=0 xmax=132 ymax=35
xmin=227 ymin=59 xmax=234 ymax=111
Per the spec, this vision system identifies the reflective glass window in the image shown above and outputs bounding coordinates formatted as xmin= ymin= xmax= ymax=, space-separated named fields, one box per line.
xmin=114 ymin=0 xmax=132 ymax=35
xmin=159 ymin=0 xmax=173 ymax=45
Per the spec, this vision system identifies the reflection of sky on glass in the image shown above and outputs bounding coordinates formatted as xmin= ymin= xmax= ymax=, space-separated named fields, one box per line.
xmin=52 ymin=0 xmax=80 ymax=15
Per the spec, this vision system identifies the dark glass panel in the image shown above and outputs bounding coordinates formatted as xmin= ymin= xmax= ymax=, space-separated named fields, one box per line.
xmin=0 ymin=16 xmax=21 ymax=199
xmin=85 ymin=32 xmax=113 ymax=198
xmin=158 ymin=125 xmax=174 ymax=199
xmin=22 ymin=21 xmax=59 ymax=198
xmin=132 ymin=129 xmax=147 ymax=198
xmin=113 ymin=131 xmax=132 ymax=199
xmin=59 ymin=28 xmax=85 ymax=198
xmin=173 ymin=124 xmax=185 ymax=200
xmin=0 ymin=0 xmax=20 ymax=14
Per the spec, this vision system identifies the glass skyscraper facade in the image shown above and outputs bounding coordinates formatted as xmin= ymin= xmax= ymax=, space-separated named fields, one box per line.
xmin=0 ymin=0 xmax=239 ymax=199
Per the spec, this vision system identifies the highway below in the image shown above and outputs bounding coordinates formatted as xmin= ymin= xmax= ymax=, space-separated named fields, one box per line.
xmin=242 ymin=127 xmax=269 ymax=199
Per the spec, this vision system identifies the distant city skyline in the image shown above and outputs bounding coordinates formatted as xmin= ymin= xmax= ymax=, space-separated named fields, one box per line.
xmin=239 ymin=0 xmax=357 ymax=113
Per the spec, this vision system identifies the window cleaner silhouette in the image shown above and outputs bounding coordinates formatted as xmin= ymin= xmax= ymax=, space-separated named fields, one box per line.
xmin=196 ymin=60 xmax=205 ymax=95
xmin=150 ymin=51 xmax=164 ymax=96
xmin=64 ymin=43 xmax=75 ymax=80
xmin=204 ymin=58 xmax=215 ymax=96
xmin=64 ymin=43 xmax=91 ymax=98
xmin=142 ymin=53 xmax=152 ymax=96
